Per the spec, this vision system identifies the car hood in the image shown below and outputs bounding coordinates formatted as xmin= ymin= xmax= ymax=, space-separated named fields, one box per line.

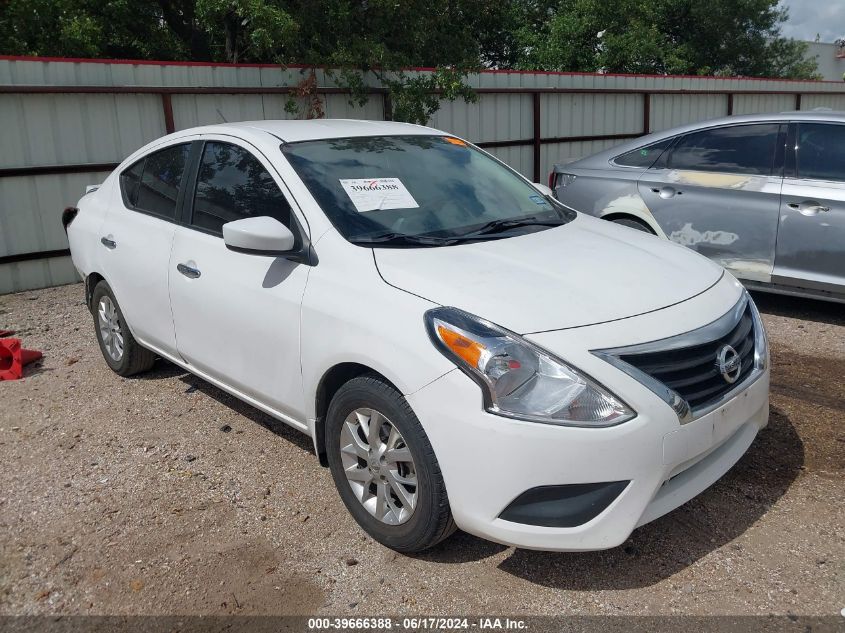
xmin=373 ymin=213 xmax=724 ymax=333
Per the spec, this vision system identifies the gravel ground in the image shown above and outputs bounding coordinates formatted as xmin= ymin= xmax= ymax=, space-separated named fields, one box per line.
xmin=0 ymin=283 xmax=842 ymax=617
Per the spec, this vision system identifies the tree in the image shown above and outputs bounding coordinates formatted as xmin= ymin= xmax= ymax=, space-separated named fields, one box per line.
xmin=0 ymin=0 xmax=191 ymax=59
xmin=276 ymin=0 xmax=484 ymax=122
xmin=0 ymin=0 xmax=820 ymax=124
xmin=514 ymin=0 xmax=819 ymax=79
xmin=194 ymin=0 xmax=296 ymax=63
xmin=0 ymin=0 xmax=485 ymax=123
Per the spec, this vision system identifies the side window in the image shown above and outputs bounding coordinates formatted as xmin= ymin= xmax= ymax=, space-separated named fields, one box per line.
xmin=136 ymin=144 xmax=190 ymax=219
xmin=119 ymin=143 xmax=190 ymax=219
xmin=797 ymin=123 xmax=845 ymax=182
xmin=191 ymin=142 xmax=293 ymax=235
xmin=613 ymin=138 xmax=674 ymax=168
xmin=119 ymin=160 xmax=144 ymax=207
xmin=666 ymin=124 xmax=780 ymax=176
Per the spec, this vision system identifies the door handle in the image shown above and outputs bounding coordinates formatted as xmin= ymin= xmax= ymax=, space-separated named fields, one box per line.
xmin=177 ymin=263 xmax=201 ymax=279
xmin=100 ymin=236 xmax=116 ymax=249
xmin=787 ymin=200 xmax=830 ymax=216
xmin=650 ymin=186 xmax=682 ymax=199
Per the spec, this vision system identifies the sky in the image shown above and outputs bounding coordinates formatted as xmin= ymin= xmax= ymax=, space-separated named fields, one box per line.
xmin=779 ymin=0 xmax=845 ymax=43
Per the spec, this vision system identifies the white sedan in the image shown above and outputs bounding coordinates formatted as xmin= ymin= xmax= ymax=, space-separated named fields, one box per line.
xmin=65 ymin=120 xmax=770 ymax=552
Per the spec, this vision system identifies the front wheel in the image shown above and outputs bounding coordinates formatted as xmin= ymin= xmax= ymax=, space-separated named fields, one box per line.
xmin=325 ymin=374 xmax=455 ymax=553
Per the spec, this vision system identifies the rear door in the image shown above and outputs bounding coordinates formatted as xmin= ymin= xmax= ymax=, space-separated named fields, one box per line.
xmin=773 ymin=121 xmax=845 ymax=294
xmin=168 ymin=137 xmax=310 ymax=419
xmin=637 ymin=123 xmax=784 ymax=282
xmin=99 ymin=141 xmax=194 ymax=356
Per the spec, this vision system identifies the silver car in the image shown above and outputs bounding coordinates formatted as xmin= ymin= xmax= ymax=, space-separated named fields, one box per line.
xmin=551 ymin=111 xmax=845 ymax=303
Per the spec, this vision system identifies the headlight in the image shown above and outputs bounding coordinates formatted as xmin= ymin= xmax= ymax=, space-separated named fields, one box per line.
xmin=747 ymin=292 xmax=769 ymax=370
xmin=424 ymin=307 xmax=635 ymax=427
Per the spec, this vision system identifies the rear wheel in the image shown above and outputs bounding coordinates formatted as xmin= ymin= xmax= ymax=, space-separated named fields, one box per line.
xmin=610 ymin=216 xmax=656 ymax=234
xmin=325 ymin=374 xmax=455 ymax=553
xmin=91 ymin=280 xmax=155 ymax=376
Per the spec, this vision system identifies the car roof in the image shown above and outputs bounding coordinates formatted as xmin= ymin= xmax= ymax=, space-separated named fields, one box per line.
xmin=644 ymin=109 xmax=845 ymax=138
xmin=172 ymin=119 xmax=445 ymax=143
xmin=553 ymin=110 xmax=845 ymax=171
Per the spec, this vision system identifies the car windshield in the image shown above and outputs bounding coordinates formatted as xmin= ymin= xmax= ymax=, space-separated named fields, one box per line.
xmin=282 ymin=135 xmax=574 ymax=246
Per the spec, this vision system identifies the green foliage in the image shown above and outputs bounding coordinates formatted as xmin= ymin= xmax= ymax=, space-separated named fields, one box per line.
xmin=381 ymin=68 xmax=479 ymax=125
xmin=515 ymin=0 xmax=820 ymax=79
xmin=195 ymin=0 xmax=297 ymax=62
xmin=0 ymin=0 xmax=173 ymax=58
xmin=278 ymin=0 xmax=485 ymax=123
xmin=0 ymin=0 xmax=821 ymax=124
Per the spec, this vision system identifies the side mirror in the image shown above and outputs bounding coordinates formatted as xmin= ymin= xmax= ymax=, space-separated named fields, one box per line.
xmin=223 ymin=216 xmax=295 ymax=254
xmin=532 ymin=182 xmax=554 ymax=197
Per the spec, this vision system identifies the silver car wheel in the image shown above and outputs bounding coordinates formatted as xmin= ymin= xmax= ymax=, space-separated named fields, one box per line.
xmin=339 ymin=407 xmax=418 ymax=525
xmin=97 ymin=296 xmax=124 ymax=362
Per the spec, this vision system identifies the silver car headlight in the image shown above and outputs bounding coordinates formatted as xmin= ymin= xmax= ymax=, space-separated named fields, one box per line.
xmin=424 ymin=307 xmax=635 ymax=427
xmin=747 ymin=292 xmax=769 ymax=371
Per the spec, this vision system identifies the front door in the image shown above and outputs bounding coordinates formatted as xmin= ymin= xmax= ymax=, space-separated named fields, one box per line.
xmin=774 ymin=121 xmax=845 ymax=294
xmin=638 ymin=123 xmax=784 ymax=283
xmin=168 ymin=138 xmax=309 ymax=420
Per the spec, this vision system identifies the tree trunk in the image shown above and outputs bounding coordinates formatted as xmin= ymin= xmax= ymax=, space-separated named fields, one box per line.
xmin=224 ymin=8 xmax=239 ymax=63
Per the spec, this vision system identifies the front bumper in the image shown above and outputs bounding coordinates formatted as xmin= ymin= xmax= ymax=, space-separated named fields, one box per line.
xmin=406 ymin=275 xmax=770 ymax=551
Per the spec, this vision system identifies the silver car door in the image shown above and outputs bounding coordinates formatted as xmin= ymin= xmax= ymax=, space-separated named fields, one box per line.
xmin=773 ymin=121 xmax=845 ymax=294
xmin=636 ymin=123 xmax=785 ymax=283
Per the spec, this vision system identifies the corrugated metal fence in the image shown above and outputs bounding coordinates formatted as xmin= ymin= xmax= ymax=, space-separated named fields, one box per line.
xmin=2 ymin=55 xmax=845 ymax=294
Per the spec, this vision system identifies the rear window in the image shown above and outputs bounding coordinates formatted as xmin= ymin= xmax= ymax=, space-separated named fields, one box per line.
xmin=119 ymin=160 xmax=144 ymax=207
xmin=797 ymin=123 xmax=845 ymax=182
xmin=119 ymin=143 xmax=190 ymax=220
xmin=666 ymin=124 xmax=780 ymax=176
xmin=613 ymin=138 xmax=674 ymax=168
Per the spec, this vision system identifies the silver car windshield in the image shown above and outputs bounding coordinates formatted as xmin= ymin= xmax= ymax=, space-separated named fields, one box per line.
xmin=282 ymin=135 xmax=573 ymax=247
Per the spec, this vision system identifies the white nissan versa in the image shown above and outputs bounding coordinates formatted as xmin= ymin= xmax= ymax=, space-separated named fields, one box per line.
xmin=64 ymin=120 xmax=770 ymax=553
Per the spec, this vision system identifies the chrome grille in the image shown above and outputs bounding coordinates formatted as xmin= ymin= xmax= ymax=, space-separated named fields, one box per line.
xmin=618 ymin=303 xmax=756 ymax=412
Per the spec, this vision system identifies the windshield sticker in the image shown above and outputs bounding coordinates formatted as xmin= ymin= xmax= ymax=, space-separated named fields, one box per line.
xmin=340 ymin=178 xmax=420 ymax=213
xmin=529 ymin=195 xmax=548 ymax=205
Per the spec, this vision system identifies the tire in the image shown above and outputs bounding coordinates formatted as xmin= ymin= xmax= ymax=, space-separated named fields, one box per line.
xmin=91 ymin=280 xmax=156 ymax=377
xmin=610 ymin=216 xmax=656 ymax=234
xmin=325 ymin=374 xmax=456 ymax=553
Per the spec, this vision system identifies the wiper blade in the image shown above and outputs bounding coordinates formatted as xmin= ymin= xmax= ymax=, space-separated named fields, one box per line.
xmin=453 ymin=216 xmax=566 ymax=239
xmin=349 ymin=232 xmax=456 ymax=247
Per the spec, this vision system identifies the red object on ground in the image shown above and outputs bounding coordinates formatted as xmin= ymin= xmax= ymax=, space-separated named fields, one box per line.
xmin=0 ymin=329 xmax=15 ymax=337
xmin=0 ymin=338 xmax=43 ymax=380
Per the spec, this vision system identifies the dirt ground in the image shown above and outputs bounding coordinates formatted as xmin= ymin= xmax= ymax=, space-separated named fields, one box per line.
xmin=0 ymin=283 xmax=842 ymax=617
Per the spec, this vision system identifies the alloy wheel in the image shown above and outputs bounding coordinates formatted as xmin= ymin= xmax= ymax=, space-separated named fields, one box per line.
xmin=339 ymin=407 xmax=418 ymax=525
xmin=97 ymin=296 xmax=124 ymax=362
